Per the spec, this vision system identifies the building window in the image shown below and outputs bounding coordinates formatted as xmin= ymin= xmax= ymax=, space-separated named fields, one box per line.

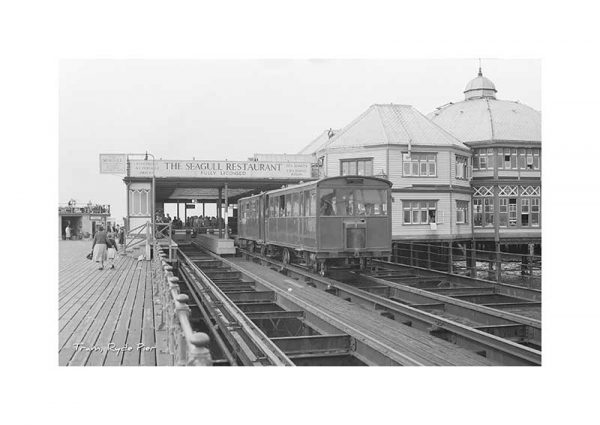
xmin=496 ymin=148 xmax=518 ymax=170
xmin=456 ymin=200 xmax=469 ymax=224
xmin=129 ymin=189 xmax=152 ymax=216
xmin=340 ymin=158 xmax=373 ymax=176
xmin=456 ymin=155 xmax=469 ymax=179
xmin=473 ymin=148 xmax=494 ymax=170
xmin=531 ymin=198 xmax=540 ymax=226
xmin=521 ymin=198 xmax=530 ymax=226
xmin=402 ymin=153 xmax=437 ymax=177
xmin=499 ymin=198 xmax=508 ymax=227
xmin=498 ymin=148 xmax=541 ymax=170
xmin=402 ymin=201 xmax=437 ymax=224
xmin=473 ymin=198 xmax=494 ymax=227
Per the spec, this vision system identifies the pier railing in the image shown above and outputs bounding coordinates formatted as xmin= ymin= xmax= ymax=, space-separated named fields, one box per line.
xmin=391 ymin=241 xmax=541 ymax=289
xmin=123 ymin=221 xmax=175 ymax=261
xmin=153 ymin=245 xmax=212 ymax=366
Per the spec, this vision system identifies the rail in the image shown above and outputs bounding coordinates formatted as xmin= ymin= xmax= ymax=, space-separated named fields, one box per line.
xmin=238 ymin=247 xmax=541 ymax=365
xmin=392 ymin=241 xmax=541 ymax=289
xmin=177 ymin=248 xmax=294 ymax=366
xmin=153 ymin=245 xmax=212 ymax=366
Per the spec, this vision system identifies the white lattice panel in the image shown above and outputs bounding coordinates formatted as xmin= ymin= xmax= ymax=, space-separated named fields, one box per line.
xmin=473 ymin=186 xmax=494 ymax=197
xmin=498 ymin=185 xmax=518 ymax=196
xmin=520 ymin=186 xmax=541 ymax=196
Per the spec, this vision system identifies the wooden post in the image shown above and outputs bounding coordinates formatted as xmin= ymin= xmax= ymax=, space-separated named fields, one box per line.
xmin=409 ymin=242 xmax=414 ymax=266
xmin=145 ymin=220 xmax=151 ymax=260
xmin=224 ymin=183 xmax=229 ymax=239
xmin=427 ymin=243 xmax=431 ymax=269
xmin=448 ymin=241 xmax=453 ymax=274
xmin=469 ymin=241 xmax=477 ymax=278
xmin=217 ymin=187 xmax=223 ymax=238
xmin=495 ymin=241 xmax=502 ymax=282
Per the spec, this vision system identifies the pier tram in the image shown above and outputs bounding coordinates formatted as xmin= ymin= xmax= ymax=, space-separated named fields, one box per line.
xmin=237 ymin=176 xmax=392 ymax=274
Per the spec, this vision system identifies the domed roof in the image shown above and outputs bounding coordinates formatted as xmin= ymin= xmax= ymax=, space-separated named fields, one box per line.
xmin=428 ymin=68 xmax=541 ymax=144
xmin=464 ymin=68 xmax=497 ymax=100
xmin=428 ymin=98 xmax=541 ymax=144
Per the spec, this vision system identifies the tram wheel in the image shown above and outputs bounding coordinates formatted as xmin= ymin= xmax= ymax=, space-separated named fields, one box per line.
xmin=319 ymin=261 xmax=328 ymax=277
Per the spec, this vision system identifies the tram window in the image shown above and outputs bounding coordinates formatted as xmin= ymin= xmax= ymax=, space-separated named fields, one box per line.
xmin=285 ymin=194 xmax=292 ymax=217
xmin=355 ymin=189 xmax=387 ymax=215
xmin=303 ymin=190 xmax=311 ymax=216
xmin=278 ymin=195 xmax=286 ymax=217
xmin=319 ymin=189 xmax=336 ymax=216
xmin=335 ymin=189 xmax=355 ymax=216
xmin=292 ymin=193 xmax=300 ymax=217
xmin=309 ymin=190 xmax=317 ymax=217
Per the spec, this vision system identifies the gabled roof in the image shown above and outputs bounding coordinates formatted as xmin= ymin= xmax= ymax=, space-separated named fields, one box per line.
xmin=300 ymin=104 xmax=468 ymax=153
xmin=297 ymin=129 xmax=340 ymax=155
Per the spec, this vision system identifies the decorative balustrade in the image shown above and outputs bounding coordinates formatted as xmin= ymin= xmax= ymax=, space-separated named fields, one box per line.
xmin=58 ymin=203 xmax=111 ymax=215
xmin=153 ymin=246 xmax=212 ymax=366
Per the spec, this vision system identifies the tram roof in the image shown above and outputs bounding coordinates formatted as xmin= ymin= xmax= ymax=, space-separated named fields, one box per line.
xmin=239 ymin=176 xmax=392 ymax=201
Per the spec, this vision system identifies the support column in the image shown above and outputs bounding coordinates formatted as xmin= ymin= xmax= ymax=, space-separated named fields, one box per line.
xmin=448 ymin=241 xmax=453 ymax=274
xmin=495 ymin=241 xmax=502 ymax=282
xmin=202 ymin=203 xmax=205 ymax=217
xmin=427 ymin=243 xmax=431 ymax=269
xmin=224 ymin=183 xmax=229 ymax=239
xmin=469 ymin=241 xmax=477 ymax=278
xmin=217 ymin=187 xmax=223 ymax=238
xmin=409 ymin=242 xmax=414 ymax=267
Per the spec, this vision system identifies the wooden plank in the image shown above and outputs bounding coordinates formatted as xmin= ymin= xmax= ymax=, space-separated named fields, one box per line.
xmin=73 ymin=256 xmax=139 ymax=366
xmin=103 ymin=259 xmax=145 ymax=366
xmin=59 ymin=265 xmax=120 ymax=365
xmin=140 ymin=261 xmax=157 ymax=366
xmin=123 ymin=261 xmax=149 ymax=366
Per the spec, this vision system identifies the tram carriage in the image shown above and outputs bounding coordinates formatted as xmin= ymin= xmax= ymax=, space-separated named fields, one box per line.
xmin=237 ymin=176 xmax=392 ymax=274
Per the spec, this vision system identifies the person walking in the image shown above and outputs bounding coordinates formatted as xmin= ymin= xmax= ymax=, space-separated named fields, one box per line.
xmin=106 ymin=231 xmax=118 ymax=269
xmin=91 ymin=225 xmax=109 ymax=270
xmin=65 ymin=224 xmax=71 ymax=240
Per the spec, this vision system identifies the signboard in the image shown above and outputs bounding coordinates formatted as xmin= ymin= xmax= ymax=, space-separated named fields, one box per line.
xmin=186 ymin=204 xmax=196 ymax=209
xmin=90 ymin=216 xmax=105 ymax=220
xmin=99 ymin=154 xmax=127 ymax=174
xmin=128 ymin=159 xmax=312 ymax=179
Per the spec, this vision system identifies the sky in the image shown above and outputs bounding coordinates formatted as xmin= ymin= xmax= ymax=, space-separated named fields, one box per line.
xmin=59 ymin=59 xmax=541 ymax=221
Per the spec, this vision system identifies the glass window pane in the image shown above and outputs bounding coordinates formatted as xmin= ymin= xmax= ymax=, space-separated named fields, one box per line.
xmin=319 ymin=189 xmax=335 ymax=216
xmin=429 ymin=162 xmax=436 ymax=175
xmin=412 ymin=210 xmax=420 ymax=224
xmin=403 ymin=162 xmax=411 ymax=176
xmin=420 ymin=162 xmax=427 ymax=175
xmin=349 ymin=162 xmax=357 ymax=175
xmin=404 ymin=210 xmax=411 ymax=224
xmin=412 ymin=162 xmax=419 ymax=175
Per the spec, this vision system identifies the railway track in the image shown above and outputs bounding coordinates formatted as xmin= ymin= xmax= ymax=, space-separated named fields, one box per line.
xmin=172 ymin=244 xmax=497 ymax=366
xmin=237 ymin=247 xmax=542 ymax=366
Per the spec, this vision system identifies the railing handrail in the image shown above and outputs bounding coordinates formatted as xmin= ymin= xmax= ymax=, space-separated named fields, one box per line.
xmin=154 ymin=244 xmax=211 ymax=366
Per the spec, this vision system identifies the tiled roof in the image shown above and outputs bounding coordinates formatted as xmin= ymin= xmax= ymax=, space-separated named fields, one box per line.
xmin=300 ymin=104 xmax=468 ymax=153
xmin=428 ymin=98 xmax=541 ymax=144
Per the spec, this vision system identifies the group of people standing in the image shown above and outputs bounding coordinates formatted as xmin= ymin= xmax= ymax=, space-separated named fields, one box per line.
xmin=90 ymin=225 xmax=125 ymax=270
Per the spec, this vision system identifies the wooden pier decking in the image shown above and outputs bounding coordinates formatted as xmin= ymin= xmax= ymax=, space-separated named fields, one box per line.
xmin=58 ymin=240 xmax=169 ymax=366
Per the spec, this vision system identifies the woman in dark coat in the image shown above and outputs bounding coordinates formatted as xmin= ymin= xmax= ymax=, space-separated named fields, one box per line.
xmin=91 ymin=226 xmax=109 ymax=270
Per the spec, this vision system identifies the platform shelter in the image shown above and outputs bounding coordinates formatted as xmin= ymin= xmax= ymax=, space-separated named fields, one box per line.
xmin=123 ymin=156 xmax=316 ymax=250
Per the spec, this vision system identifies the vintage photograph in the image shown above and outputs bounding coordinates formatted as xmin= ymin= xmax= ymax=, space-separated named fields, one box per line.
xmin=58 ymin=59 xmax=541 ymax=366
